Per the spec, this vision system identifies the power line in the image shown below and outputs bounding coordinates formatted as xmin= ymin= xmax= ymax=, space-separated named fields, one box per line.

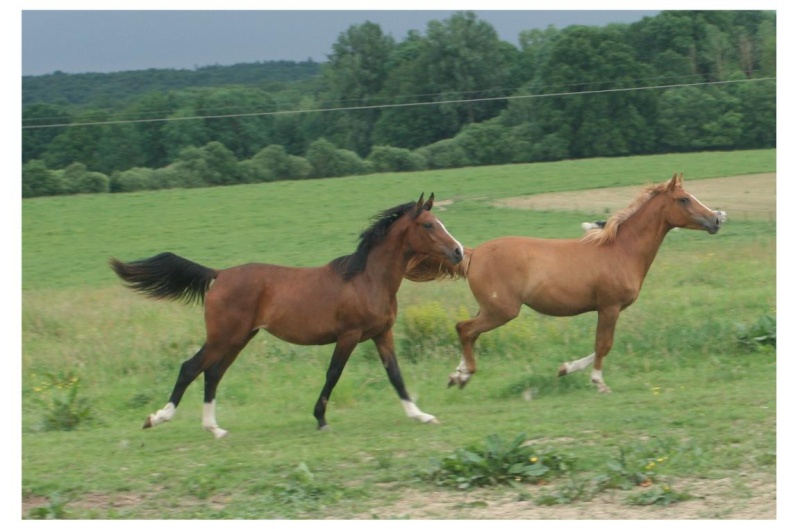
xmin=21 ymin=77 xmax=775 ymax=130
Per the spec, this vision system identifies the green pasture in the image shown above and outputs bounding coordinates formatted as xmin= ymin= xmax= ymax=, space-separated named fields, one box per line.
xmin=21 ymin=150 xmax=776 ymax=519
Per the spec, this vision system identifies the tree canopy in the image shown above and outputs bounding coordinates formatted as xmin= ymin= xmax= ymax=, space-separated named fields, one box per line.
xmin=22 ymin=10 xmax=775 ymax=197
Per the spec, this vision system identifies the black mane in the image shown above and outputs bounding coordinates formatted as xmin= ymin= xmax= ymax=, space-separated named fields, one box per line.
xmin=330 ymin=201 xmax=417 ymax=281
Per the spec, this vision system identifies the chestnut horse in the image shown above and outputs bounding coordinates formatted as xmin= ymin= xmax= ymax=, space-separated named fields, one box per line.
xmin=110 ymin=194 xmax=463 ymax=437
xmin=405 ymin=174 xmax=723 ymax=393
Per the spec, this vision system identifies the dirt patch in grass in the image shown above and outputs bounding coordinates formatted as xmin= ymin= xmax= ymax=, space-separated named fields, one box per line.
xmin=23 ymin=471 xmax=775 ymax=520
xmin=495 ymin=173 xmax=776 ymax=222
xmin=356 ymin=472 xmax=776 ymax=520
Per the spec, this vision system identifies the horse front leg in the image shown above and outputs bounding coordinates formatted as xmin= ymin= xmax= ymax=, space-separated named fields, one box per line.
xmin=314 ymin=332 xmax=359 ymax=430
xmin=373 ymin=330 xmax=438 ymax=424
xmin=558 ymin=306 xmax=620 ymax=393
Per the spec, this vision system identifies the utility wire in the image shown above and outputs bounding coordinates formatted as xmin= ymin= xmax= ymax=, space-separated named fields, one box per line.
xmin=21 ymin=77 xmax=775 ymax=130
xmin=18 ymin=70 xmax=735 ymax=124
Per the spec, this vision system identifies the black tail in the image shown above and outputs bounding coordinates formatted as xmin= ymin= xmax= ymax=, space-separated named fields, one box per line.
xmin=109 ymin=252 xmax=217 ymax=305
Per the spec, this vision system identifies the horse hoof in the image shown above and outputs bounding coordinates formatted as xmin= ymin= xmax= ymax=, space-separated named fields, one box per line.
xmin=557 ymin=363 xmax=568 ymax=377
xmin=317 ymin=424 xmax=331 ymax=432
xmin=593 ymin=381 xmax=612 ymax=393
xmin=209 ymin=427 xmax=229 ymax=439
xmin=142 ymin=417 xmax=153 ymax=429
xmin=448 ymin=373 xmax=470 ymax=388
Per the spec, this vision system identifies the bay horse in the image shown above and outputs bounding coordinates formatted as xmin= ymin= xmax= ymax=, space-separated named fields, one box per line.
xmin=405 ymin=174 xmax=723 ymax=393
xmin=110 ymin=194 xmax=463 ymax=438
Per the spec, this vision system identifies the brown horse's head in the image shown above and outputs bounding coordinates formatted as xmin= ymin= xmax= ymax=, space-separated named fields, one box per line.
xmin=663 ymin=173 xmax=722 ymax=234
xmin=407 ymin=193 xmax=464 ymax=264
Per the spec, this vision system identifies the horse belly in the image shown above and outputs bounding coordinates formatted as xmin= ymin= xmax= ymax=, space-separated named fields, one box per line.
xmin=523 ymin=284 xmax=596 ymax=317
xmin=257 ymin=303 xmax=340 ymax=345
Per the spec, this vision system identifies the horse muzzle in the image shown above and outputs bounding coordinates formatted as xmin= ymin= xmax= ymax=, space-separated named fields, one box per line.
xmin=707 ymin=210 xmax=727 ymax=234
xmin=449 ymin=245 xmax=464 ymax=264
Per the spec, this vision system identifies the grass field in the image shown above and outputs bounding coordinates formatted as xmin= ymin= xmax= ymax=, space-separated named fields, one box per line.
xmin=20 ymin=150 xmax=776 ymax=519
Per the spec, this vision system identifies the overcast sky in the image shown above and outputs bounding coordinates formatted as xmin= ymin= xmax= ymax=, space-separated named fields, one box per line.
xmin=21 ymin=9 xmax=661 ymax=77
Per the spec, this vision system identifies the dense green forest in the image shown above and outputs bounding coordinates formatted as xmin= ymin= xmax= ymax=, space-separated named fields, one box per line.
xmin=21 ymin=10 xmax=776 ymax=198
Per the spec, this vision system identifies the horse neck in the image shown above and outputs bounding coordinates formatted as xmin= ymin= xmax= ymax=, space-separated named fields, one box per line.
xmin=361 ymin=223 xmax=414 ymax=295
xmin=615 ymin=194 xmax=673 ymax=277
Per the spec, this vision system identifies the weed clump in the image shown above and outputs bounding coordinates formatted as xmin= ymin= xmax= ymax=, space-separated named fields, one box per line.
xmin=32 ymin=371 xmax=97 ymax=431
xmin=421 ymin=433 xmax=573 ymax=490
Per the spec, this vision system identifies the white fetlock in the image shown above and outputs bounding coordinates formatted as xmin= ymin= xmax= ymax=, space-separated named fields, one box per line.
xmin=447 ymin=361 xmax=472 ymax=388
xmin=591 ymin=369 xmax=612 ymax=393
xmin=144 ymin=403 xmax=176 ymax=429
xmin=205 ymin=426 xmax=229 ymax=439
xmin=202 ymin=400 xmax=228 ymax=438
xmin=559 ymin=353 xmax=596 ymax=377
xmin=402 ymin=400 xmax=439 ymax=425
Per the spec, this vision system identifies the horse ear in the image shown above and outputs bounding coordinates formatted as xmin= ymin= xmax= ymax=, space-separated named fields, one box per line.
xmin=668 ymin=172 xmax=682 ymax=190
xmin=423 ymin=193 xmax=434 ymax=211
xmin=415 ymin=193 xmax=425 ymax=211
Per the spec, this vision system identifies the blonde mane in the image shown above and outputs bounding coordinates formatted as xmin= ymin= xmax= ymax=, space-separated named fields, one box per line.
xmin=581 ymin=181 xmax=669 ymax=245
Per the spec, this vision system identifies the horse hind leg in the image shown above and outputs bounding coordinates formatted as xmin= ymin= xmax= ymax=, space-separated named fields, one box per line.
xmin=200 ymin=331 xmax=257 ymax=438
xmin=144 ymin=344 xmax=208 ymax=430
xmin=450 ymin=304 xmax=519 ymax=389
xmin=144 ymin=332 xmax=255 ymax=438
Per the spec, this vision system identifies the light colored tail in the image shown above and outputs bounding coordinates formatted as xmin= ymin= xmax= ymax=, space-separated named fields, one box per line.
xmin=404 ymin=248 xmax=472 ymax=282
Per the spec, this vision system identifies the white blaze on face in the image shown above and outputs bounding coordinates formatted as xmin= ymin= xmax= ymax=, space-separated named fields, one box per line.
xmin=688 ymin=192 xmax=715 ymax=214
xmin=436 ymin=219 xmax=464 ymax=257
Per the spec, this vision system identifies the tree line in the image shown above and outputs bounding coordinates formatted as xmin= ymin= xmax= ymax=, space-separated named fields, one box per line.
xmin=22 ymin=10 xmax=776 ymax=198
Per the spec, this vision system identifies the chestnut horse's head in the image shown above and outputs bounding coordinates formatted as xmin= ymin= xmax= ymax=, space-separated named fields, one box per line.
xmin=663 ymin=173 xmax=722 ymax=234
xmin=406 ymin=193 xmax=464 ymax=264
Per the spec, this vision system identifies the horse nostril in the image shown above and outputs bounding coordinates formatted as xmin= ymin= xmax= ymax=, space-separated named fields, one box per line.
xmin=455 ymin=246 xmax=463 ymax=258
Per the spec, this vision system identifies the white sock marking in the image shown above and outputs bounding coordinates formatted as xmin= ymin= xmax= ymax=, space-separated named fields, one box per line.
xmin=565 ymin=352 xmax=595 ymax=374
xmin=203 ymin=400 xmax=228 ymax=439
xmin=149 ymin=402 xmax=176 ymax=426
xmin=402 ymin=400 xmax=438 ymax=424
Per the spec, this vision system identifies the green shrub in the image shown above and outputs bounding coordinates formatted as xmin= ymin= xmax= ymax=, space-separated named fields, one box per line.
xmin=22 ymin=159 xmax=68 ymax=197
xmin=367 ymin=145 xmax=426 ymax=172
xmin=306 ymin=138 xmax=371 ymax=178
xmin=626 ymin=484 xmax=694 ymax=506
xmin=33 ymin=371 xmax=96 ymax=431
xmin=736 ymin=314 xmax=776 ymax=349
xmin=111 ymin=167 xmax=157 ymax=192
xmin=415 ymin=139 xmax=469 ymax=169
xmin=73 ymin=171 xmax=110 ymax=194
xmin=422 ymin=433 xmax=574 ymax=490
xmin=248 ymin=143 xmax=313 ymax=180
xmin=398 ymin=301 xmax=455 ymax=363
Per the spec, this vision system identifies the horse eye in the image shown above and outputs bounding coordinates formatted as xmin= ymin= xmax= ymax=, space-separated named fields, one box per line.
xmin=679 ymin=197 xmax=690 ymax=205
xmin=423 ymin=222 xmax=433 ymax=229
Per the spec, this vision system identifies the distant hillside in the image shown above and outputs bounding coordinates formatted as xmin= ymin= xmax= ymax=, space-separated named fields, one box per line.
xmin=22 ymin=60 xmax=323 ymax=107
